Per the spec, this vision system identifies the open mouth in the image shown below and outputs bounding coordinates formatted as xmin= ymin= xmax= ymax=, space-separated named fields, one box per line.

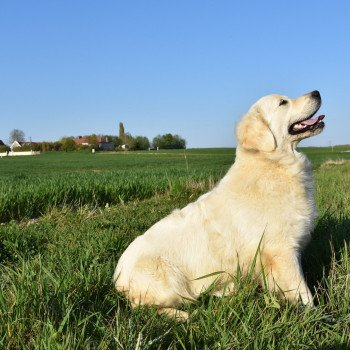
xmin=289 ymin=113 xmax=325 ymax=135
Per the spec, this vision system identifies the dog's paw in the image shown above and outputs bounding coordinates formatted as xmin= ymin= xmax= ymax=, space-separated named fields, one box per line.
xmin=157 ymin=307 xmax=189 ymax=322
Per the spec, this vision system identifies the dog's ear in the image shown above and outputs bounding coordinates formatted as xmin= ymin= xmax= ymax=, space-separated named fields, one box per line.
xmin=236 ymin=109 xmax=276 ymax=152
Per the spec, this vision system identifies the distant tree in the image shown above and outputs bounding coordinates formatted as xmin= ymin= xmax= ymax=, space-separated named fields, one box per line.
xmin=129 ymin=136 xmax=150 ymax=150
xmin=31 ymin=142 xmax=41 ymax=151
xmin=40 ymin=142 xmax=52 ymax=152
xmin=125 ymin=132 xmax=134 ymax=146
xmin=53 ymin=141 xmax=63 ymax=151
xmin=105 ymin=135 xmax=122 ymax=148
xmin=152 ymin=133 xmax=186 ymax=149
xmin=9 ymin=129 xmax=25 ymax=144
xmin=61 ymin=137 xmax=76 ymax=152
xmin=87 ymin=134 xmax=99 ymax=150
xmin=119 ymin=122 xmax=126 ymax=144
xmin=76 ymin=144 xmax=90 ymax=151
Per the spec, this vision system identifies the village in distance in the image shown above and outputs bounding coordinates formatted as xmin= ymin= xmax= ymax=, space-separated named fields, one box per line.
xmin=0 ymin=122 xmax=186 ymax=156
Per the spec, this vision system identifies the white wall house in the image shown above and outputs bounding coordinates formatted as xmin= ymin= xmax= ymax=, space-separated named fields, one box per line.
xmin=10 ymin=140 xmax=22 ymax=149
xmin=0 ymin=140 xmax=40 ymax=157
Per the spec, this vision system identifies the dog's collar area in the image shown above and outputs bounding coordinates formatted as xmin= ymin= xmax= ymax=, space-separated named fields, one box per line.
xmin=289 ymin=114 xmax=325 ymax=135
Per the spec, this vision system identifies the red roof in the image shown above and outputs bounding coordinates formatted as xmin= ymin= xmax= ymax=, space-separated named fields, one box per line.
xmin=73 ymin=136 xmax=108 ymax=145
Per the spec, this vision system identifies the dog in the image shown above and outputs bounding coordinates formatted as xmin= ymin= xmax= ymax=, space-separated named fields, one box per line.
xmin=114 ymin=90 xmax=325 ymax=320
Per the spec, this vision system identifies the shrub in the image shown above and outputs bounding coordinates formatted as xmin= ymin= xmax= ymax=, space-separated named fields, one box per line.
xmin=0 ymin=145 xmax=10 ymax=153
xmin=152 ymin=134 xmax=186 ymax=149
xmin=31 ymin=143 xmax=41 ymax=151
xmin=60 ymin=138 xmax=76 ymax=152
xmin=12 ymin=145 xmax=32 ymax=152
xmin=129 ymin=136 xmax=150 ymax=150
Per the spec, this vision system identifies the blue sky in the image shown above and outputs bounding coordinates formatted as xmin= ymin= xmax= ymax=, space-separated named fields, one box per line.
xmin=1 ymin=0 xmax=349 ymax=148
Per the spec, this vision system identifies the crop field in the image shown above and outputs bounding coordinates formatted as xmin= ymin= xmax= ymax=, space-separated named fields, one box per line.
xmin=0 ymin=147 xmax=350 ymax=349
xmin=0 ymin=149 xmax=234 ymax=223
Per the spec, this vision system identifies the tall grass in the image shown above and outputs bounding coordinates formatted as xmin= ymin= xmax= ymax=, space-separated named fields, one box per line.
xmin=0 ymin=169 xmax=222 ymax=222
xmin=1 ymin=147 xmax=349 ymax=223
xmin=0 ymin=150 xmax=231 ymax=222
xmin=0 ymin=148 xmax=349 ymax=348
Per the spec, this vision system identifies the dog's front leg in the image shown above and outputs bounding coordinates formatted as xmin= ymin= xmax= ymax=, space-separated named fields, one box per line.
xmin=260 ymin=250 xmax=314 ymax=306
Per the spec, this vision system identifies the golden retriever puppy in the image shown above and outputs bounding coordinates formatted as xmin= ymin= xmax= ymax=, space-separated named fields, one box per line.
xmin=114 ymin=90 xmax=325 ymax=320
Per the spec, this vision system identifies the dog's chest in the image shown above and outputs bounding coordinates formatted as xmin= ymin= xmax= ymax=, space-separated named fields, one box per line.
xmin=263 ymin=161 xmax=317 ymax=237
xmin=233 ymin=158 xmax=317 ymax=229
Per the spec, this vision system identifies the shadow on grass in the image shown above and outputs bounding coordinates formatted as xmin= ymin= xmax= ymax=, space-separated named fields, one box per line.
xmin=316 ymin=345 xmax=349 ymax=350
xmin=302 ymin=212 xmax=350 ymax=300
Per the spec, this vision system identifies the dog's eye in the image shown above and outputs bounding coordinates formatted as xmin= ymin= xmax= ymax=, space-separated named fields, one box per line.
xmin=279 ymin=99 xmax=288 ymax=106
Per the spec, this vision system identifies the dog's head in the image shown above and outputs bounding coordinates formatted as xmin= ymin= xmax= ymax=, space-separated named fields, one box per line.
xmin=236 ymin=91 xmax=325 ymax=152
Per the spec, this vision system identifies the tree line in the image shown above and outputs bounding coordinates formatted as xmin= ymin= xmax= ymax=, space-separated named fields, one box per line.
xmin=0 ymin=125 xmax=186 ymax=152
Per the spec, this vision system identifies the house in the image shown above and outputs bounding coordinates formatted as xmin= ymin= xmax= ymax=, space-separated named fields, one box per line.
xmin=73 ymin=136 xmax=90 ymax=146
xmin=0 ymin=140 xmax=4 ymax=146
xmin=73 ymin=135 xmax=115 ymax=150
xmin=10 ymin=140 xmax=22 ymax=149
xmin=10 ymin=141 xmax=36 ymax=150
xmin=98 ymin=141 xmax=115 ymax=150
xmin=73 ymin=135 xmax=108 ymax=145
xmin=4 ymin=140 xmax=40 ymax=156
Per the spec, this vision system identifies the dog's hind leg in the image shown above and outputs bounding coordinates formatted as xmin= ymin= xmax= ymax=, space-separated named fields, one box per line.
xmin=122 ymin=255 xmax=195 ymax=321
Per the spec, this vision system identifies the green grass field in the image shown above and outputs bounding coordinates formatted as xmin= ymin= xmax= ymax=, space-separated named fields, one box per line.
xmin=0 ymin=147 xmax=350 ymax=349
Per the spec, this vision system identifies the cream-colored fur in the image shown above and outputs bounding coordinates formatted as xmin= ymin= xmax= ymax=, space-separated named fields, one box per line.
xmin=114 ymin=91 xmax=325 ymax=320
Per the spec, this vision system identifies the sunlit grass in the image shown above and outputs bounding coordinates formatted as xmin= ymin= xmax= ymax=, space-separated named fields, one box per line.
xmin=0 ymin=149 xmax=349 ymax=348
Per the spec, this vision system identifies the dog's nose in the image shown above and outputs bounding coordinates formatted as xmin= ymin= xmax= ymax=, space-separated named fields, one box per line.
xmin=310 ymin=90 xmax=320 ymax=99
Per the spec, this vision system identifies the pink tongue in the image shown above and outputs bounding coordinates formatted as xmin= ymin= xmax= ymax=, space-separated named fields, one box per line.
xmin=301 ymin=115 xmax=325 ymax=126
